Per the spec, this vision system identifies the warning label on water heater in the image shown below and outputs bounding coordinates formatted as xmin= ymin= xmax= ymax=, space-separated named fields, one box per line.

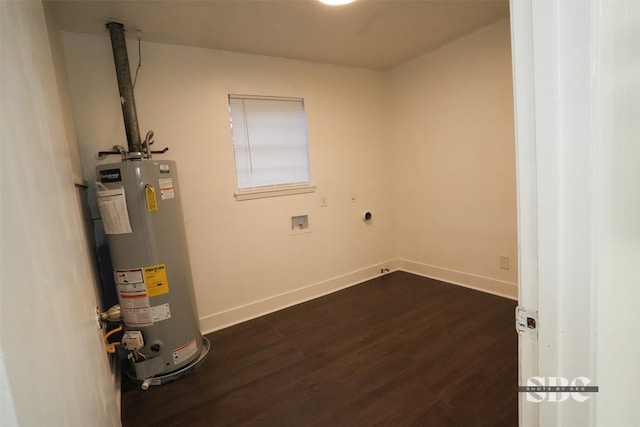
xmin=114 ymin=264 xmax=170 ymax=326
xmin=115 ymin=269 xmax=144 ymax=286
xmin=158 ymin=178 xmax=175 ymax=200
xmin=114 ymin=268 xmax=152 ymax=327
xmin=172 ymin=338 xmax=197 ymax=365
xmin=143 ymin=264 xmax=169 ymax=297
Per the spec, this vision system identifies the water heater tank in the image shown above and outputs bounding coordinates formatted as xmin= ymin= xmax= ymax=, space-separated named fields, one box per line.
xmin=96 ymin=160 xmax=205 ymax=382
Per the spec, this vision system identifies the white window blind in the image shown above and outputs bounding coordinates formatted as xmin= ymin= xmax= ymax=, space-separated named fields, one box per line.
xmin=229 ymin=95 xmax=311 ymax=192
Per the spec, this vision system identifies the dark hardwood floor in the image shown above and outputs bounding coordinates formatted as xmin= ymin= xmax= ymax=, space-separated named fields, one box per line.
xmin=121 ymin=271 xmax=518 ymax=426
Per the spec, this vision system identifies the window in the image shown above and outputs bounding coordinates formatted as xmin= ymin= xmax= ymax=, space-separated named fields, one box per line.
xmin=228 ymin=95 xmax=314 ymax=200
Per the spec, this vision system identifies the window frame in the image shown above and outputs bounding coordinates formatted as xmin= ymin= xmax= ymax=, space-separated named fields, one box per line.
xmin=228 ymin=94 xmax=315 ymax=201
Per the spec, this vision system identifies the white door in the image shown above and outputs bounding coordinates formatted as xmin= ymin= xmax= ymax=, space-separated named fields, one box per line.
xmin=510 ymin=0 xmax=540 ymax=424
xmin=511 ymin=0 xmax=597 ymax=425
xmin=511 ymin=1 xmax=640 ymax=426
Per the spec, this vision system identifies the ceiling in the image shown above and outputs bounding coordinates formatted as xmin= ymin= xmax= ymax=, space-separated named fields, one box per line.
xmin=48 ymin=0 xmax=510 ymax=71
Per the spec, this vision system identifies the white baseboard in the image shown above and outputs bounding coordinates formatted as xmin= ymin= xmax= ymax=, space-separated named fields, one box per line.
xmin=199 ymin=259 xmax=400 ymax=334
xmin=397 ymin=258 xmax=518 ymax=300
xmin=199 ymin=258 xmax=517 ymax=334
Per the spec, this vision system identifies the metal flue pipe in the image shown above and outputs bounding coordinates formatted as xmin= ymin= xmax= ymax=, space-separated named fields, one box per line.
xmin=106 ymin=22 xmax=142 ymax=155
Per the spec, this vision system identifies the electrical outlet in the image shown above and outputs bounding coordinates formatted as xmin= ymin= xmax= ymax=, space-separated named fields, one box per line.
xmin=500 ymin=256 xmax=510 ymax=270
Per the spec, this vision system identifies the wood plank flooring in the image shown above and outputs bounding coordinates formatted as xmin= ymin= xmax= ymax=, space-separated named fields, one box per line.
xmin=121 ymin=271 xmax=518 ymax=426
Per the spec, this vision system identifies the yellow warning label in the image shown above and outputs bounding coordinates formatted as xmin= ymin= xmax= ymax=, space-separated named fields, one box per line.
xmin=143 ymin=264 xmax=169 ymax=297
xmin=145 ymin=186 xmax=158 ymax=212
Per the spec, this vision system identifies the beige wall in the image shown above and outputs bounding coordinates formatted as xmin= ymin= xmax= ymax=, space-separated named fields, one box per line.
xmin=0 ymin=1 xmax=120 ymax=425
xmin=60 ymin=18 xmax=516 ymax=333
xmin=62 ymin=33 xmax=396 ymax=332
xmin=42 ymin=1 xmax=84 ymax=184
xmin=389 ymin=19 xmax=518 ymax=297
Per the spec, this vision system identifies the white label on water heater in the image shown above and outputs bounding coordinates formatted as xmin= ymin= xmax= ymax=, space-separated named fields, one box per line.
xmin=115 ymin=269 xmax=144 ymax=286
xmin=172 ymin=338 xmax=197 ymax=365
xmin=114 ymin=268 xmax=152 ymax=327
xmin=151 ymin=303 xmax=171 ymax=322
xmin=158 ymin=178 xmax=175 ymax=200
xmin=96 ymin=187 xmax=132 ymax=234
xmin=121 ymin=305 xmax=152 ymax=327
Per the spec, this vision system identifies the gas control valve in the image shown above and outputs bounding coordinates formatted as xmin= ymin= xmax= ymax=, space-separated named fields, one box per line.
xmin=121 ymin=331 xmax=144 ymax=351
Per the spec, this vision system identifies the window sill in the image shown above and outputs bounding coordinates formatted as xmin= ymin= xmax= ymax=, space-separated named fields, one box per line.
xmin=234 ymin=184 xmax=316 ymax=201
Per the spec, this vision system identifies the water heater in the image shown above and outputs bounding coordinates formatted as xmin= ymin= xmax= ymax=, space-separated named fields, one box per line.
xmin=95 ymin=22 xmax=207 ymax=387
xmin=96 ymin=160 xmax=206 ymax=384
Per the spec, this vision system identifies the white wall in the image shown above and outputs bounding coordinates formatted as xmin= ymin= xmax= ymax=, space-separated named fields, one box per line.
xmin=389 ymin=19 xmax=518 ymax=298
xmin=0 ymin=1 xmax=120 ymax=426
xmin=595 ymin=1 xmax=640 ymax=425
xmin=61 ymin=33 xmax=396 ymax=332
xmin=59 ymin=17 xmax=516 ymax=333
xmin=42 ymin=1 xmax=84 ymax=185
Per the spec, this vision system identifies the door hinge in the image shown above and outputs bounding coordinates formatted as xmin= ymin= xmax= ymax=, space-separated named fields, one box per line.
xmin=516 ymin=306 xmax=538 ymax=340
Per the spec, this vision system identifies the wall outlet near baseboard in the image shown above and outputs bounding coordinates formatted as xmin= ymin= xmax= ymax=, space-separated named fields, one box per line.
xmin=499 ymin=256 xmax=510 ymax=270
